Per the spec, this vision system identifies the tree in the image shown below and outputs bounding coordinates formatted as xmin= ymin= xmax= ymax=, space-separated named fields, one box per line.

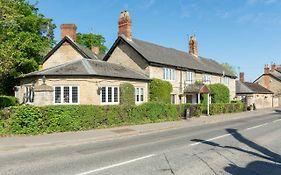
xmin=221 ymin=63 xmax=237 ymax=76
xmin=0 ymin=0 xmax=55 ymax=95
xmin=76 ymin=33 xmax=107 ymax=54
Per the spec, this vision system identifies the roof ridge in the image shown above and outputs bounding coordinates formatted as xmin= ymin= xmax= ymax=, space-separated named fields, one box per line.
xmin=82 ymin=59 xmax=96 ymax=74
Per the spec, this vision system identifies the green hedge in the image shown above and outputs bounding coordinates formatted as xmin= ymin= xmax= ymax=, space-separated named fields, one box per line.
xmin=119 ymin=83 xmax=135 ymax=106
xmin=0 ymin=96 xmax=17 ymax=109
xmin=0 ymin=102 xmax=182 ymax=135
xmin=149 ymin=78 xmax=172 ymax=104
xmin=209 ymin=102 xmax=246 ymax=115
xmin=208 ymin=84 xmax=230 ymax=103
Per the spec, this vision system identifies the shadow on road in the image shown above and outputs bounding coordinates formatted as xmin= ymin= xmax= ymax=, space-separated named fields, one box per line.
xmin=191 ymin=128 xmax=281 ymax=175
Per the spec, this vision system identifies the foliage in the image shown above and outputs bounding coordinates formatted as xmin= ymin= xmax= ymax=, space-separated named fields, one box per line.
xmin=0 ymin=96 xmax=17 ymax=109
xmin=190 ymin=104 xmax=203 ymax=117
xmin=149 ymin=78 xmax=173 ymax=104
xmin=0 ymin=0 xmax=55 ymax=95
xmin=0 ymin=102 xmax=181 ymax=135
xmin=174 ymin=104 xmax=191 ymax=118
xmin=208 ymin=84 xmax=230 ymax=103
xmin=221 ymin=63 xmax=237 ymax=76
xmin=119 ymin=83 xmax=135 ymax=106
xmin=76 ymin=33 xmax=107 ymax=54
xmin=209 ymin=102 xmax=246 ymax=115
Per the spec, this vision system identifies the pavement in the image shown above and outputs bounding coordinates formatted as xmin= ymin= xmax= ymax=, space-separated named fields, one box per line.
xmin=0 ymin=108 xmax=281 ymax=175
xmin=0 ymin=108 xmax=279 ymax=152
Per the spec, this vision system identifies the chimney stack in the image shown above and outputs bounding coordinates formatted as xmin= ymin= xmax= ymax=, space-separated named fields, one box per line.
xmin=264 ymin=64 xmax=270 ymax=89
xmin=118 ymin=10 xmax=132 ymax=40
xmin=189 ymin=35 xmax=198 ymax=58
xmin=60 ymin=24 xmax=77 ymax=41
xmin=239 ymin=72 xmax=245 ymax=82
xmin=271 ymin=63 xmax=276 ymax=72
xmin=91 ymin=46 xmax=100 ymax=55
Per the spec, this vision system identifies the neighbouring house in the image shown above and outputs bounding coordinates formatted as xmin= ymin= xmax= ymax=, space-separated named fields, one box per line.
xmin=236 ymin=72 xmax=275 ymax=109
xmin=15 ymin=24 xmax=149 ymax=106
xmin=104 ymin=10 xmax=236 ymax=104
xmin=254 ymin=64 xmax=281 ymax=107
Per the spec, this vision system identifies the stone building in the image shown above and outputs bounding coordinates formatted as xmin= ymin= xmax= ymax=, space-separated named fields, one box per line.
xmin=104 ymin=10 xmax=236 ymax=104
xmin=236 ymin=72 xmax=275 ymax=109
xmin=15 ymin=10 xmax=237 ymax=106
xmin=254 ymin=64 xmax=281 ymax=106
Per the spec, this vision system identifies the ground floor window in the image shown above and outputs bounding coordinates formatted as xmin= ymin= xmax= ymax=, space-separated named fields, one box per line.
xmin=100 ymin=86 xmax=119 ymax=104
xmin=54 ymin=86 xmax=79 ymax=104
xmin=24 ymin=86 xmax=34 ymax=103
xmin=171 ymin=94 xmax=176 ymax=104
xmin=135 ymin=87 xmax=144 ymax=103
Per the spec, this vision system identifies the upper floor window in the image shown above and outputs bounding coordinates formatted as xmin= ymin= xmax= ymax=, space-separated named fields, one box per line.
xmin=202 ymin=74 xmax=211 ymax=84
xmin=163 ymin=68 xmax=176 ymax=80
xmin=186 ymin=71 xmax=193 ymax=84
xmin=100 ymin=86 xmax=119 ymax=104
xmin=135 ymin=87 xmax=144 ymax=103
xmin=54 ymin=86 xmax=79 ymax=104
xmin=224 ymin=76 xmax=229 ymax=85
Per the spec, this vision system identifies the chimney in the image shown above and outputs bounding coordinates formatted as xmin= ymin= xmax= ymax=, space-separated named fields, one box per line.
xmin=264 ymin=64 xmax=270 ymax=89
xmin=60 ymin=24 xmax=77 ymax=41
xmin=239 ymin=72 xmax=245 ymax=82
xmin=189 ymin=35 xmax=198 ymax=57
xmin=118 ymin=10 xmax=132 ymax=40
xmin=91 ymin=46 xmax=100 ymax=55
xmin=271 ymin=63 xmax=276 ymax=72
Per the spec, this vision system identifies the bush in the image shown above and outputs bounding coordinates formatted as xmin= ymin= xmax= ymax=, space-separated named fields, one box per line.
xmin=149 ymin=78 xmax=172 ymax=104
xmin=209 ymin=102 xmax=246 ymax=115
xmin=174 ymin=103 xmax=191 ymax=118
xmin=190 ymin=104 xmax=203 ymax=117
xmin=208 ymin=84 xmax=230 ymax=103
xmin=0 ymin=96 xmax=17 ymax=109
xmin=0 ymin=102 xmax=181 ymax=135
xmin=119 ymin=83 xmax=135 ymax=106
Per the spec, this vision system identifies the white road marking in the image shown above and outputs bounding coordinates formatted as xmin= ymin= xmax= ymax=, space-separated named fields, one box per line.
xmin=75 ymin=154 xmax=155 ymax=175
xmin=272 ymin=119 xmax=281 ymax=123
xmin=189 ymin=133 xmax=232 ymax=146
xmin=246 ymin=123 xmax=268 ymax=130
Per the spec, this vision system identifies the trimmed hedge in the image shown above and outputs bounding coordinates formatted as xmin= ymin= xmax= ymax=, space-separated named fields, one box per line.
xmin=149 ymin=78 xmax=172 ymax=104
xmin=119 ymin=83 xmax=135 ymax=106
xmin=208 ymin=84 xmax=230 ymax=103
xmin=0 ymin=102 xmax=182 ymax=135
xmin=0 ymin=96 xmax=17 ymax=109
xmin=209 ymin=102 xmax=246 ymax=115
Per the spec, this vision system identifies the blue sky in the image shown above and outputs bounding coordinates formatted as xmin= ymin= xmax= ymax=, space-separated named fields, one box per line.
xmin=30 ymin=0 xmax=281 ymax=81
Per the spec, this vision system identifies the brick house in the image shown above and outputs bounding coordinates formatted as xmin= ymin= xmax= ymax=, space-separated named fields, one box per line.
xmin=15 ymin=10 xmax=237 ymax=106
xmin=254 ymin=64 xmax=281 ymax=106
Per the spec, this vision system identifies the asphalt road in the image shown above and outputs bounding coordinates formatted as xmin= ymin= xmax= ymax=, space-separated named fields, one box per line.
xmin=1 ymin=111 xmax=281 ymax=175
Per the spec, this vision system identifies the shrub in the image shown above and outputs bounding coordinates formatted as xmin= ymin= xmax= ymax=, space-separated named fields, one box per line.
xmin=174 ymin=104 xmax=191 ymax=118
xmin=190 ymin=104 xmax=203 ymax=117
xmin=149 ymin=78 xmax=172 ymax=104
xmin=119 ymin=83 xmax=135 ymax=106
xmin=0 ymin=102 xmax=181 ymax=135
xmin=0 ymin=96 xmax=18 ymax=109
xmin=208 ymin=84 xmax=230 ymax=103
xmin=209 ymin=102 xmax=246 ymax=115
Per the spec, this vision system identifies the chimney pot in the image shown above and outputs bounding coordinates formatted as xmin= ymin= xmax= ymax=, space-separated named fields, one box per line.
xmin=239 ymin=72 xmax=245 ymax=82
xmin=189 ymin=35 xmax=198 ymax=58
xmin=271 ymin=63 xmax=276 ymax=72
xmin=60 ymin=24 xmax=77 ymax=41
xmin=118 ymin=10 xmax=132 ymax=40
xmin=264 ymin=64 xmax=270 ymax=74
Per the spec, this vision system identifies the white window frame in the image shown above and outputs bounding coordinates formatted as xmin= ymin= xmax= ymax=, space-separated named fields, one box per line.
xmin=186 ymin=71 xmax=193 ymax=84
xmin=53 ymin=86 xmax=80 ymax=105
xmin=135 ymin=87 xmax=144 ymax=104
xmin=100 ymin=86 xmax=119 ymax=105
xmin=24 ymin=86 xmax=34 ymax=104
xmin=202 ymin=74 xmax=211 ymax=84
xmin=163 ymin=68 xmax=176 ymax=81
xmin=224 ymin=76 xmax=229 ymax=86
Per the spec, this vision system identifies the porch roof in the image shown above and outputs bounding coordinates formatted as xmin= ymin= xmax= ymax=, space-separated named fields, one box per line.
xmin=183 ymin=84 xmax=210 ymax=94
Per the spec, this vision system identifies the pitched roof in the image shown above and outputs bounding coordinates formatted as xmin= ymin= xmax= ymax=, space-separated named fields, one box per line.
xmin=25 ymin=59 xmax=149 ymax=81
xmin=104 ymin=35 xmax=236 ymax=78
xmin=42 ymin=36 xmax=100 ymax=63
xmin=236 ymin=81 xmax=273 ymax=94
xmin=254 ymin=70 xmax=281 ymax=83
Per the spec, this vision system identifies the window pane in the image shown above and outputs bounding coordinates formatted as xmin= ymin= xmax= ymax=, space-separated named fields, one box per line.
xmin=63 ymin=87 xmax=70 ymax=103
xmin=101 ymin=87 xmax=106 ymax=103
xmin=140 ymin=88 xmax=144 ymax=102
xmin=72 ymin=87 xmax=78 ymax=103
xmin=108 ymin=87 xmax=112 ymax=102
xmin=55 ymin=87 xmax=61 ymax=103
xmin=114 ymin=87 xmax=118 ymax=102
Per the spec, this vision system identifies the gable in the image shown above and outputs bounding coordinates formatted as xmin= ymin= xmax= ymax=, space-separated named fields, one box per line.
xmin=106 ymin=39 xmax=149 ymax=76
xmin=42 ymin=42 xmax=84 ymax=69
